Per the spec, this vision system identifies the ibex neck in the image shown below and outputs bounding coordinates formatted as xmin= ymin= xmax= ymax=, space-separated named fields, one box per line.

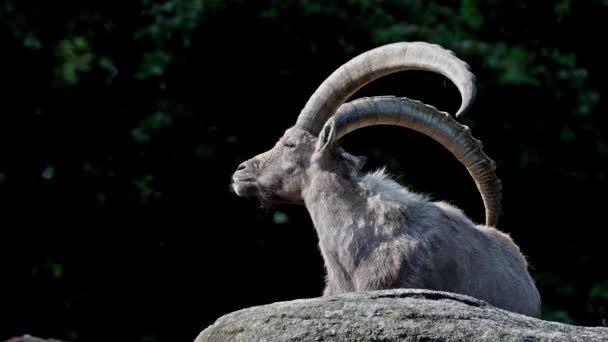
xmin=302 ymin=171 xmax=365 ymax=233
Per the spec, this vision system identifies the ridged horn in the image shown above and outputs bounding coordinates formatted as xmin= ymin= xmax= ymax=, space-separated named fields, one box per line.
xmin=296 ymin=42 xmax=476 ymax=135
xmin=321 ymin=96 xmax=501 ymax=227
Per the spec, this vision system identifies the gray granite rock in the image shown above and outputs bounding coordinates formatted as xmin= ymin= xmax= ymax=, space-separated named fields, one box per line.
xmin=5 ymin=336 xmax=64 ymax=342
xmin=195 ymin=289 xmax=608 ymax=341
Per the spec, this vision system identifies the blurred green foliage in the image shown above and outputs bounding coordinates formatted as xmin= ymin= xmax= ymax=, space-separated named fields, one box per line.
xmin=1 ymin=0 xmax=607 ymax=341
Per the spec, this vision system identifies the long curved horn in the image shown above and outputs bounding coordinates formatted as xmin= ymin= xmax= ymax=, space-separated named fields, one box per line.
xmin=296 ymin=42 xmax=476 ymax=135
xmin=320 ymin=96 xmax=501 ymax=227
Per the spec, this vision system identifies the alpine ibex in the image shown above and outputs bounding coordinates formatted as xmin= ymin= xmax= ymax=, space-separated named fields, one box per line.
xmin=231 ymin=42 xmax=541 ymax=317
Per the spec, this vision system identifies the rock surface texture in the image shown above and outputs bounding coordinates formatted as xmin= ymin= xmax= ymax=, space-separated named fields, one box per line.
xmin=4 ymin=336 xmax=64 ymax=342
xmin=195 ymin=289 xmax=608 ymax=342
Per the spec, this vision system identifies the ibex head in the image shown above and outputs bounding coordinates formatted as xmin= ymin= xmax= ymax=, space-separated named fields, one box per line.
xmin=231 ymin=42 xmax=502 ymax=226
xmin=231 ymin=125 xmax=367 ymax=207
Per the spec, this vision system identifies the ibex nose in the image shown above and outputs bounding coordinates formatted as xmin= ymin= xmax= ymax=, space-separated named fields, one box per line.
xmin=237 ymin=162 xmax=247 ymax=171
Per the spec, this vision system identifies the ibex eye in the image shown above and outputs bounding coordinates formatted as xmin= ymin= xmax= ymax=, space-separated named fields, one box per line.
xmin=284 ymin=142 xmax=296 ymax=148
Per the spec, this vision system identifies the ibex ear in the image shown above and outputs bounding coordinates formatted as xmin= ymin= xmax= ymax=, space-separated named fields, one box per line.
xmin=342 ymin=153 xmax=367 ymax=171
xmin=353 ymin=155 xmax=367 ymax=170
xmin=316 ymin=119 xmax=336 ymax=153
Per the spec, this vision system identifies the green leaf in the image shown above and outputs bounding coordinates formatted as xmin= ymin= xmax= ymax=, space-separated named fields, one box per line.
xmin=135 ymin=51 xmax=172 ymax=80
xmin=141 ymin=335 xmax=158 ymax=342
xmin=134 ymin=175 xmax=161 ymax=203
xmin=131 ymin=112 xmax=174 ymax=143
xmin=555 ymin=0 xmax=572 ymax=19
xmin=54 ymin=36 xmax=95 ymax=86
xmin=23 ymin=33 xmax=42 ymax=49
xmin=51 ymin=263 xmax=63 ymax=279
xmin=543 ymin=309 xmax=576 ymax=324
xmin=273 ymin=211 xmax=289 ymax=224
xmin=261 ymin=7 xmax=279 ymax=18
xmin=577 ymin=90 xmax=599 ymax=116
xmin=41 ymin=166 xmax=55 ymax=180
xmin=590 ymin=282 xmax=608 ymax=300
xmin=225 ymin=136 xmax=238 ymax=144
xmin=560 ymin=126 xmax=576 ymax=142
xmin=195 ymin=144 xmax=217 ymax=159
xmin=460 ymin=0 xmax=484 ymax=30
xmin=598 ymin=142 xmax=608 ymax=155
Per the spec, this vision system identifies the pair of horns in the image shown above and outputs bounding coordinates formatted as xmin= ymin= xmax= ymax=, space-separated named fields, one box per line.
xmin=295 ymin=42 xmax=501 ymax=227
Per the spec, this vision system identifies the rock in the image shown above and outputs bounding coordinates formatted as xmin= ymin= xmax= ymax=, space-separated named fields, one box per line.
xmin=5 ymin=336 xmax=65 ymax=342
xmin=195 ymin=289 xmax=608 ymax=342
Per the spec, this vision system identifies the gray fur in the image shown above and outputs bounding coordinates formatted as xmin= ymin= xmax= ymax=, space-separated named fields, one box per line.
xmin=232 ymin=126 xmax=541 ymax=318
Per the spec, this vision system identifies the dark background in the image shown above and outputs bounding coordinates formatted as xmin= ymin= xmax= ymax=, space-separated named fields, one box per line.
xmin=1 ymin=1 xmax=607 ymax=341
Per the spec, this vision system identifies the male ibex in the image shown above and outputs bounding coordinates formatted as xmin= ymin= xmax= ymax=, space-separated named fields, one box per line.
xmin=231 ymin=42 xmax=541 ymax=317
